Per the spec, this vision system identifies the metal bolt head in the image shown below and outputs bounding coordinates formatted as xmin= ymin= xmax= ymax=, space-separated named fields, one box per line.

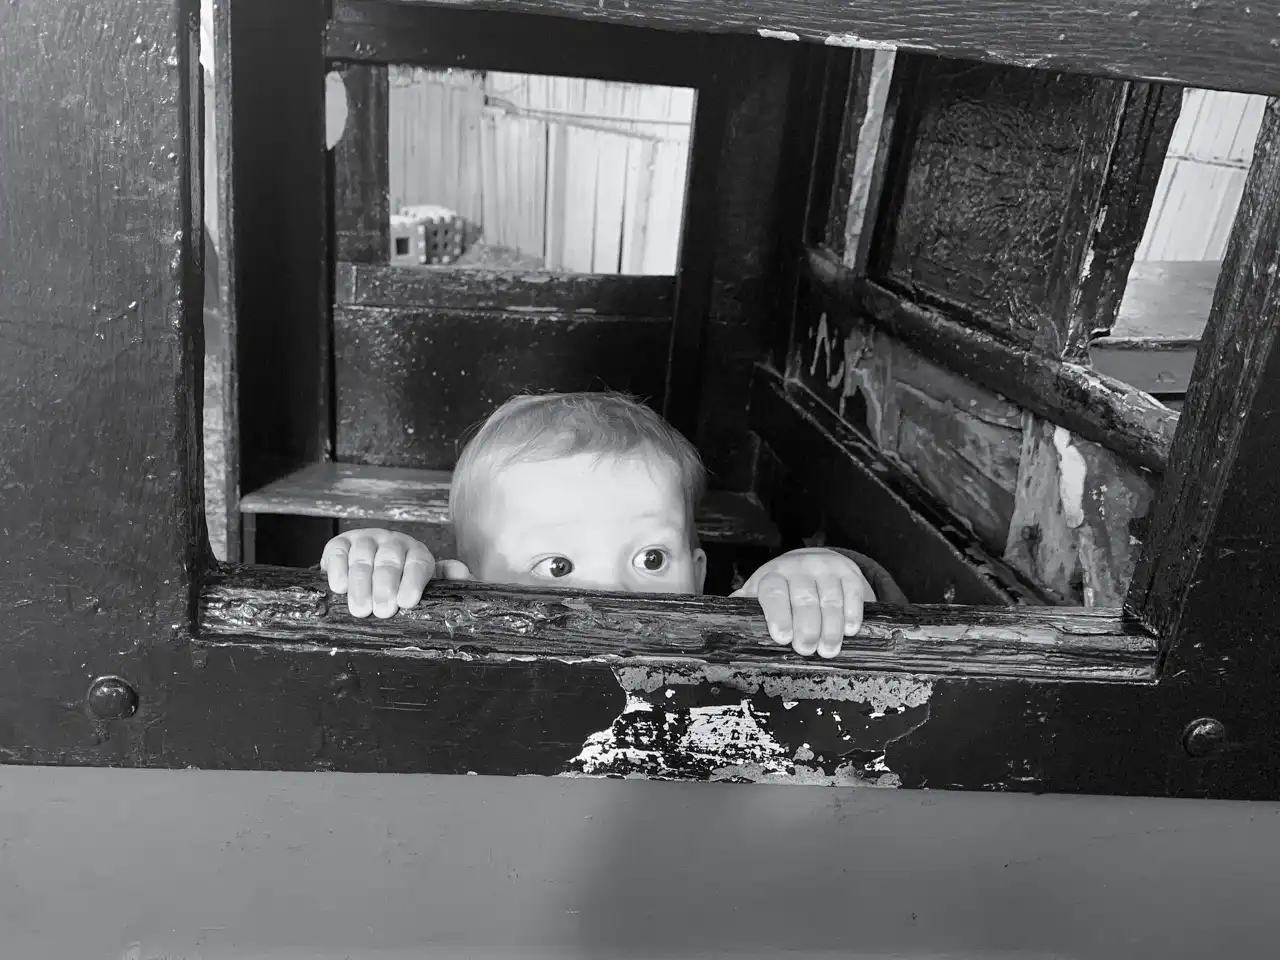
xmin=1182 ymin=717 xmax=1227 ymax=758
xmin=87 ymin=676 xmax=138 ymax=720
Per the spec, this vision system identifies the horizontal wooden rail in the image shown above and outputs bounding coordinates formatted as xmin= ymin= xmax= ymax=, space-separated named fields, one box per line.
xmin=239 ymin=461 xmax=782 ymax=549
xmin=335 ymin=262 xmax=676 ymax=315
xmin=327 ymin=0 xmax=714 ymax=87
xmin=201 ymin=564 xmax=1158 ymax=682
xmin=363 ymin=0 xmax=1280 ymax=96
xmin=805 ymin=247 xmax=1179 ymax=475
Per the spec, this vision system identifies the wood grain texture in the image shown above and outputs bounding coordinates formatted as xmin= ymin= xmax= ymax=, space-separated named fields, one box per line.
xmin=202 ymin=564 xmax=1157 ymax=682
xmin=750 ymin=368 xmax=1047 ymax=606
xmin=335 ymin=261 xmax=676 ymax=314
xmin=1129 ymin=99 xmax=1280 ymax=648
xmin=872 ymin=57 xmax=1166 ymax=358
xmin=1005 ymin=416 xmax=1154 ymax=606
xmin=332 ymin=63 xmax=389 ymax=264
xmin=333 ymin=305 xmax=672 ymax=468
xmin=0 ymin=0 xmax=204 ymax=759
xmin=366 ymin=0 xmax=1280 ymax=95
xmin=239 ymin=461 xmax=782 ymax=548
xmin=808 ymin=249 xmax=1179 ymax=475
xmin=328 ymin=0 xmax=710 ymax=87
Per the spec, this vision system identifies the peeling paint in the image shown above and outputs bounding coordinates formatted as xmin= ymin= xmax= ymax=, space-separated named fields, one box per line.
xmin=824 ymin=33 xmax=900 ymax=51
xmin=564 ymin=693 xmax=899 ymax=786
xmin=1052 ymin=427 xmax=1087 ymax=529
xmin=757 ymin=27 xmax=800 ymax=41
xmin=612 ymin=662 xmax=934 ymax=713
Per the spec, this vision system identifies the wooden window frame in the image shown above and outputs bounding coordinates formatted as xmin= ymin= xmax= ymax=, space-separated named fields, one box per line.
xmin=4 ymin=0 xmax=1280 ymax=801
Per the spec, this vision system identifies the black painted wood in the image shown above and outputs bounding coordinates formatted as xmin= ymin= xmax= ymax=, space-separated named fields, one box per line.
xmin=871 ymin=56 xmax=1176 ymax=360
xmin=204 ymin=564 xmax=1155 ymax=681
xmin=372 ymin=0 xmax=1280 ymax=96
xmin=332 ymin=64 xmax=389 ymax=264
xmin=749 ymin=367 xmax=1046 ymax=606
xmin=334 ymin=305 xmax=673 ymax=467
xmin=1130 ymin=98 xmax=1280 ymax=647
xmin=225 ymin=0 xmax=332 ymax=568
xmin=0 ymin=0 xmax=205 ymax=761
xmin=328 ymin=0 xmax=711 ymax=87
xmin=336 ymin=262 xmax=675 ymax=314
xmin=806 ymin=248 xmax=1178 ymax=475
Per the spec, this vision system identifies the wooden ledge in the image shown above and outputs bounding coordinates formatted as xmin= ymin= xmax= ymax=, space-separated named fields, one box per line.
xmin=805 ymin=247 xmax=1179 ymax=475
xmin=239 ymin=461 xmax=782 ymax=550
xmin=201 ymin=564 xmax=1158 ymax=683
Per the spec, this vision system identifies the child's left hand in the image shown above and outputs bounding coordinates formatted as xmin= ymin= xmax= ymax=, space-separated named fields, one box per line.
xmin=731 ymin=548 xmax=877 ymax=659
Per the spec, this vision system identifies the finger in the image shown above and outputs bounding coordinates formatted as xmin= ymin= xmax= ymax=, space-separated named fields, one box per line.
xmin=755 ymin=573 xmax=793 ymax=647
xmin=436 ymin=559 xmax=473 ymax=581
xmin=816 ymin=573 xmax=846 ymax=659
xmin=371 ymin=539 xmax=409 ymax=619
xmin=344 ymin=535 xmax=379 ymax=617
xmin=397 ymin=545 xmax=436 ymax=609
xmin=320 ymin=535 xmax=352 ymax=594
xmin=843 ymin=573 xmax=869 ymax=638
xmin=788 ymin=576 xmax=822 ymax=657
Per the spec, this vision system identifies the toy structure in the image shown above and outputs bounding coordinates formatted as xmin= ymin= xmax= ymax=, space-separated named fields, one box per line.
xmin=4 ymin=0 xmax=1280 ymax=954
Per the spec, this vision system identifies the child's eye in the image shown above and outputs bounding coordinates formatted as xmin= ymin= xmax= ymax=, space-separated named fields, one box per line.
xmin=533 ymin=556 xmax=574 ymax=578
xmin=634 ymin=548 xmax=668 ymax=572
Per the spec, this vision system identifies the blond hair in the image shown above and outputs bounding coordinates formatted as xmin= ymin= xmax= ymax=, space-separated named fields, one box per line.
xmin=450 ymin=392 xmax=706 ymax=566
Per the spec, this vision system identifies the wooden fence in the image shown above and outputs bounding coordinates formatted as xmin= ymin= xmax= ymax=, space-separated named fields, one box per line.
xmin=388 ymin=68 xmax=695 ymax=275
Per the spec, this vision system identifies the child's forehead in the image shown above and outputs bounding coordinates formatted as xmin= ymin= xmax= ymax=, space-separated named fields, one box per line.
xmin=492 ymin=451 xmax=682 ymax=501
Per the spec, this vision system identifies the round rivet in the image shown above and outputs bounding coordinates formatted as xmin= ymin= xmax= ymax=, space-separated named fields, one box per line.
xmin=1182 ymin=717 xmax=1226 ymax=758
xmin=87 ymin=676 xmax=138 ymax=720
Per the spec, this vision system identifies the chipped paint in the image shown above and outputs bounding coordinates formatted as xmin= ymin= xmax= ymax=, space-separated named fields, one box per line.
xmin=824 ymin=33 xmax=900 ymax=51
xmin=1052 ymin=427 xmax=1087 ymax=529
xmin=757 ymin=27 xmax=800 ymax=41
xmin=564 ymin=693 xmax=901 ymax=786
xmin=612 ymin=661 xmax=934 ymax=714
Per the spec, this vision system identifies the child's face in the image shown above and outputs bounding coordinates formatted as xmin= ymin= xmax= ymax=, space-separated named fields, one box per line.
xmin=470 ymin=452 xmax=707 ymax=594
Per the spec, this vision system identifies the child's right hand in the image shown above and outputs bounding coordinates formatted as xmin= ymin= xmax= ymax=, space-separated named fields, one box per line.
xmin=319 ymin=528 xmax=469 ymax=618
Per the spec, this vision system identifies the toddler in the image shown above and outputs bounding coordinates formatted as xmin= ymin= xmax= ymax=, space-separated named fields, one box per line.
xmin=321 ymin=392 xmax=905 ymax=659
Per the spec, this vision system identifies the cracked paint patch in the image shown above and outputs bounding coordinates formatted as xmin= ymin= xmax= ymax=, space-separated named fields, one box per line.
xmin=565 ymin=694 xmax=883 ymax=785
xmin=1052 ymin=427 xmax=1087 ymax=529
xmin=757 ymin=27 xmax=800 ymax=41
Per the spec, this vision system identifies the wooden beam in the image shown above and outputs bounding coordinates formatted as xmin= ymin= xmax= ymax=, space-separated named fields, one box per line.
xmin=369 ymin=0 xmax=1280 ymax=96
xmin=805 ymin=248 xmax=1178 ymax=474
xmin=238 ymin=461 xmax=782 ymax=549
xmin=202 ymin=564 xmax=1157 ymax=683
xmin=331 ymin=64 xmax=389 ymax=264
xmin=327 ymin=0 xmax=710 ymax=87
xmin=1128 ymin=98 xmax=1280 ymax=649
xmin=335 ymin=261 xmax=675 ymax=315
xmin=750 ymin=367 xmax=1048 ymax=606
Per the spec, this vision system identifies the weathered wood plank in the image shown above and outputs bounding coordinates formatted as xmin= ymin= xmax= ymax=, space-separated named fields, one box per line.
xmin=366 ymin=0 xmax=1280 ymax=96
xmin=1129 ymin=99 xmax=1280 ymax=650
xmin=328 ymin=0 xmax=710 ymax=87
xmin=238 ymin=461 xmax=782 ymax=549
xmin=335 ymin=261 xmax=676 ymax=314
xmin=332 ymin=63 xmax=389 ymax=264
xmin=0 ymin=0 xmax=204 ymax=759
xmin=333 ymin=305 xmax=672 ymax=468
xmin=202 ymin=564 xmax=1157 ymax=682
xmin=806 ymin=248 xmax=1179 ymax=474
xmin=871 ymin=57 xmax=1173 ymax=358
xmin=750 ymin=367 xmax=1047 ymax=606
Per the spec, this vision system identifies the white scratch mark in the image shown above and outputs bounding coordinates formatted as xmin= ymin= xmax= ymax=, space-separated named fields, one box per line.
xmin=757 ymin=27 xmax=800 ymax=41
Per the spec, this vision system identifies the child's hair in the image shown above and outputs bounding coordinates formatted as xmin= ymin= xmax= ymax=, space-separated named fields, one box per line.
xmin=450 ymin=391 xmax=707 ymax=565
